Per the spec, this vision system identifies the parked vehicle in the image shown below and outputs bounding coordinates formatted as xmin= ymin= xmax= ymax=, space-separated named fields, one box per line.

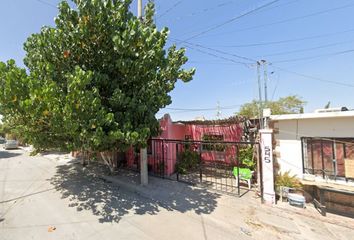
xmin=0 ymin=137 xmax=5 ymax=144
xmin=4 ymin=140 xmax=19 ymax=150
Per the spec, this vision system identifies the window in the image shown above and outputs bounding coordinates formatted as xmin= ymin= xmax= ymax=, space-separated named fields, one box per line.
xmin=202 ymin=134 xmax=226 ymax=152
xmin=302 ymin=137 xmax=354 ymax=179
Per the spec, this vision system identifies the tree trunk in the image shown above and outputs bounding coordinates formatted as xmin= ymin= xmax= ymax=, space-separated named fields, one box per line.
xmin=81 ymin=148 xmax=86 ymax=166
xmin=87 ymin=151 xmax=91 ymax=166
xmin=100 ymin=151 xmax=116 ymax=173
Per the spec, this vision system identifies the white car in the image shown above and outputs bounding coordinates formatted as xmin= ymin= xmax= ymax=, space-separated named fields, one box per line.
xmin=4 ymin=140 xmax=19 ymax=150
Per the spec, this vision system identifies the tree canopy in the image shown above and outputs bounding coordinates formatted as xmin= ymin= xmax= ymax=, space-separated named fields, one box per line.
xmin=237 ymin=95 xmax=306 ymax=118
xmin=0 ymin=0 xmax=195 ymax=156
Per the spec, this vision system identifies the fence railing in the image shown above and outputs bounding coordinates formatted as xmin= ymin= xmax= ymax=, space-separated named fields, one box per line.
xmin=145 ymin=138 xmax=259 ymax=195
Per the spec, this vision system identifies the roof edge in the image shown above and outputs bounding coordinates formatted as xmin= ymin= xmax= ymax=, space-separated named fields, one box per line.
xmin=270 ymin=110 xmax=354 ymax=121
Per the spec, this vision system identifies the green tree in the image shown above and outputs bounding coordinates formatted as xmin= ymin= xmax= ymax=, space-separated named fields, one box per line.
xmin=237 ymin=95 xmax=306 ymax=118
xmin=0 ymin=123 xmax=8 ymax=138
xmin=0 ymin=0 xmax=195 ymax=169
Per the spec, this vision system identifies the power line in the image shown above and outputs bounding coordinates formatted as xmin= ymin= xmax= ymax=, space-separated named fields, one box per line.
xmin=249 ymin=0 xmax=301 ymax=15
xmin=183 ymin=37 xmax=354 ymax=74
xmin=156 ymin=0 xmax=184 ymax=20
xmin=182 ymin=0 xmax=280 ymax=41
xmin=272 ymin=48 xmax=354 ymax=64
xmin=158 ymin=105 xmax=243 ymax=115
xmin=273 ymin=128 xmax=354 ymax=146
xmin=273 ymin=66 xmax=354 ymax=88
xmin=213 ymin=28 xmax=354 ymax=48
xmin=188 ymin=60 xmax=238 ymax=65
xmin=181 ymin=43 xmax=252 ymax=67
xmin=165 ymin=104 xmax=242 ymax=112
xmin=179 ymin=0 xmax=300 ymax=40
xmin=177 ymin=0 xmax=300 ymax=38
xmin=202 ymin=2 xmax=354 ymax=38
xmin=163 ymin=1 xmax=239 ymax=23
xmin=178 ymin=39 xmax=354 ymax=88
xmin=210 ymin=28 xmax=354 ymax=48
xmin=172 ymin=37 xmax=255 ymax=63
xmin=35 ymin=0 xmax=57 ymax=8
xmin=183 ymin=38 xmax=354 ymax=72
xmin=257 ymin=39 xmax=354 ymax=57
xmin=270 ymin=75 xmax=280 ymax=101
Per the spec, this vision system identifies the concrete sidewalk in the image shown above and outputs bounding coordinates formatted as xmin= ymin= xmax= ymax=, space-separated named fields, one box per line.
xmin=2 ymin=149 xmax=353 ymax=240
xmin=42 ymin=151 xmax=354 ymax=240
xmin=101 ymin=167 xmax=354 ymax=240
xmin=102 ymin=171 xmax=223 ymax=208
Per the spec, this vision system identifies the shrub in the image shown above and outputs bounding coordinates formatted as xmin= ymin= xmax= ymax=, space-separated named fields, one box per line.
xmin=175 ymin=150 xmax=200 ymax=174
xmin=202 ymin=135 xmax=226 ymax=152
xmin=238 ymin=146 xmax=256 ymax=170
xmin=275 ymin=171 xmax=302 ymax=189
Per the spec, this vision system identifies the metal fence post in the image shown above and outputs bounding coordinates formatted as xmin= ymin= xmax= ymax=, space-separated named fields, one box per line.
xmin=258 ymin=143 xmax=264 ymax=203
xmin=162 ymin=139 xmax=165 ymax=178
xmin=236 ymin=146 xmax=240 ymax=196
xmin=199 ymin=143 xmax=202 ymax=183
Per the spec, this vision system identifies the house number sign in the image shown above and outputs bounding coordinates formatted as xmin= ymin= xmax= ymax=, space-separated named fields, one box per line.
xmin=264 ymin=146 xmax=271 ymax=164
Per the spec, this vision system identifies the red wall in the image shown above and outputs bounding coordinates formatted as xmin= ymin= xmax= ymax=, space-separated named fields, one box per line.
xmin=185 ymin=124 xmax=242 ymax=141
xmin=126 ymin=114 xmax=244 ymax=175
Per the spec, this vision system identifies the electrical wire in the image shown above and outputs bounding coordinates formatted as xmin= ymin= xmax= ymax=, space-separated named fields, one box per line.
xmin=157 ymin=105 xmax=244 ymax=116
xmin=188 ymin=60 xmax=238 ymax=65
xmin=35 ymin=0 xmax=57 ymax=8
xmin=177 ymin=0 xmax=300 ymax=38
xmin=180 ymin=39 xmax=354 ymax=70
xmin=165 ymin=104 xmax=242 ymax=112
xmin=181 ymin=43 xmax=252 ymax=67
xmin=201 ymin=2 xmax=354 ymax=38
xmin=271 ymin=48 xmax=354 ymax=64
xmin=210 ymin=28 xmax=354 ymax=48
xmin=163 ymin=1 xmax=239 ymax=23
xmin=270 ymin=76 xmax=279 ymax=101
xmin=173 ymin=37 xmax=255 ymax=63
xmin=273 ymin=66 xmax=354 ymax=88
xmin=182 ymin=0 xmax=280 ymax=41
xmin=257 ymin=39 xmax=354 ymax=57
xmin=156 ymin=0 xmax=184 ymax=20
xmin=248 ymin=0 xmax=301 ymax=15
xmin=177 ymin=39 xmax=354 ymax=88
xmin=273 ymin=128 xmax=354 ymax=146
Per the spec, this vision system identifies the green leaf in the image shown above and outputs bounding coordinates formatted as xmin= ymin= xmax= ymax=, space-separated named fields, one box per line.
xmin=0 ymin=0 xmax=195 ymax=154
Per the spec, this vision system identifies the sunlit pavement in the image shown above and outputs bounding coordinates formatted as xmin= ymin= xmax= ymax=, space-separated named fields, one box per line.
xmin=1 ymin=149 xmax=353 ymax=240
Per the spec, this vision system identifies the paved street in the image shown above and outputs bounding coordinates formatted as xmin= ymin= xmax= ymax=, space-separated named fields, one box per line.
xmin=1 ymin=148 xmax=354 ymax=240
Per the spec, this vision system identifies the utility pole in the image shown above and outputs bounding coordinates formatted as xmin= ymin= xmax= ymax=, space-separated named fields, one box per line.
xmin=138 ymin=0 xmax=148 ymax=186
xmin=216 ymin=101 xmax=222 ymax=119
xmin=138 ymin=0 xmax=143 ymax=19
xmin=262 ymin=60 xmax=268 ymax=104
xmin=257 ymin=61 xmax=264 ymax=129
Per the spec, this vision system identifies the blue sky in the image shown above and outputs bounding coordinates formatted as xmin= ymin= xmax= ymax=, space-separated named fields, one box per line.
xmin=1 ymin=0 xmax=354 ymax=121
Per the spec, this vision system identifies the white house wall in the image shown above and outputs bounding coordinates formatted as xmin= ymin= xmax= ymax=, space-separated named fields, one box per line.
xmin=273 ymin=116 xmax=354 ymax=178
xmin=275 ymin=139 xmax=303 ymax=177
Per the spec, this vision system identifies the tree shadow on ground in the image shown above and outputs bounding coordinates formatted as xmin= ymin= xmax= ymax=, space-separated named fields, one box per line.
xmin=50 ymin=162 xmax=221 ymax=223
xmin=0 ymin=151 xmax=22 ymax=159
